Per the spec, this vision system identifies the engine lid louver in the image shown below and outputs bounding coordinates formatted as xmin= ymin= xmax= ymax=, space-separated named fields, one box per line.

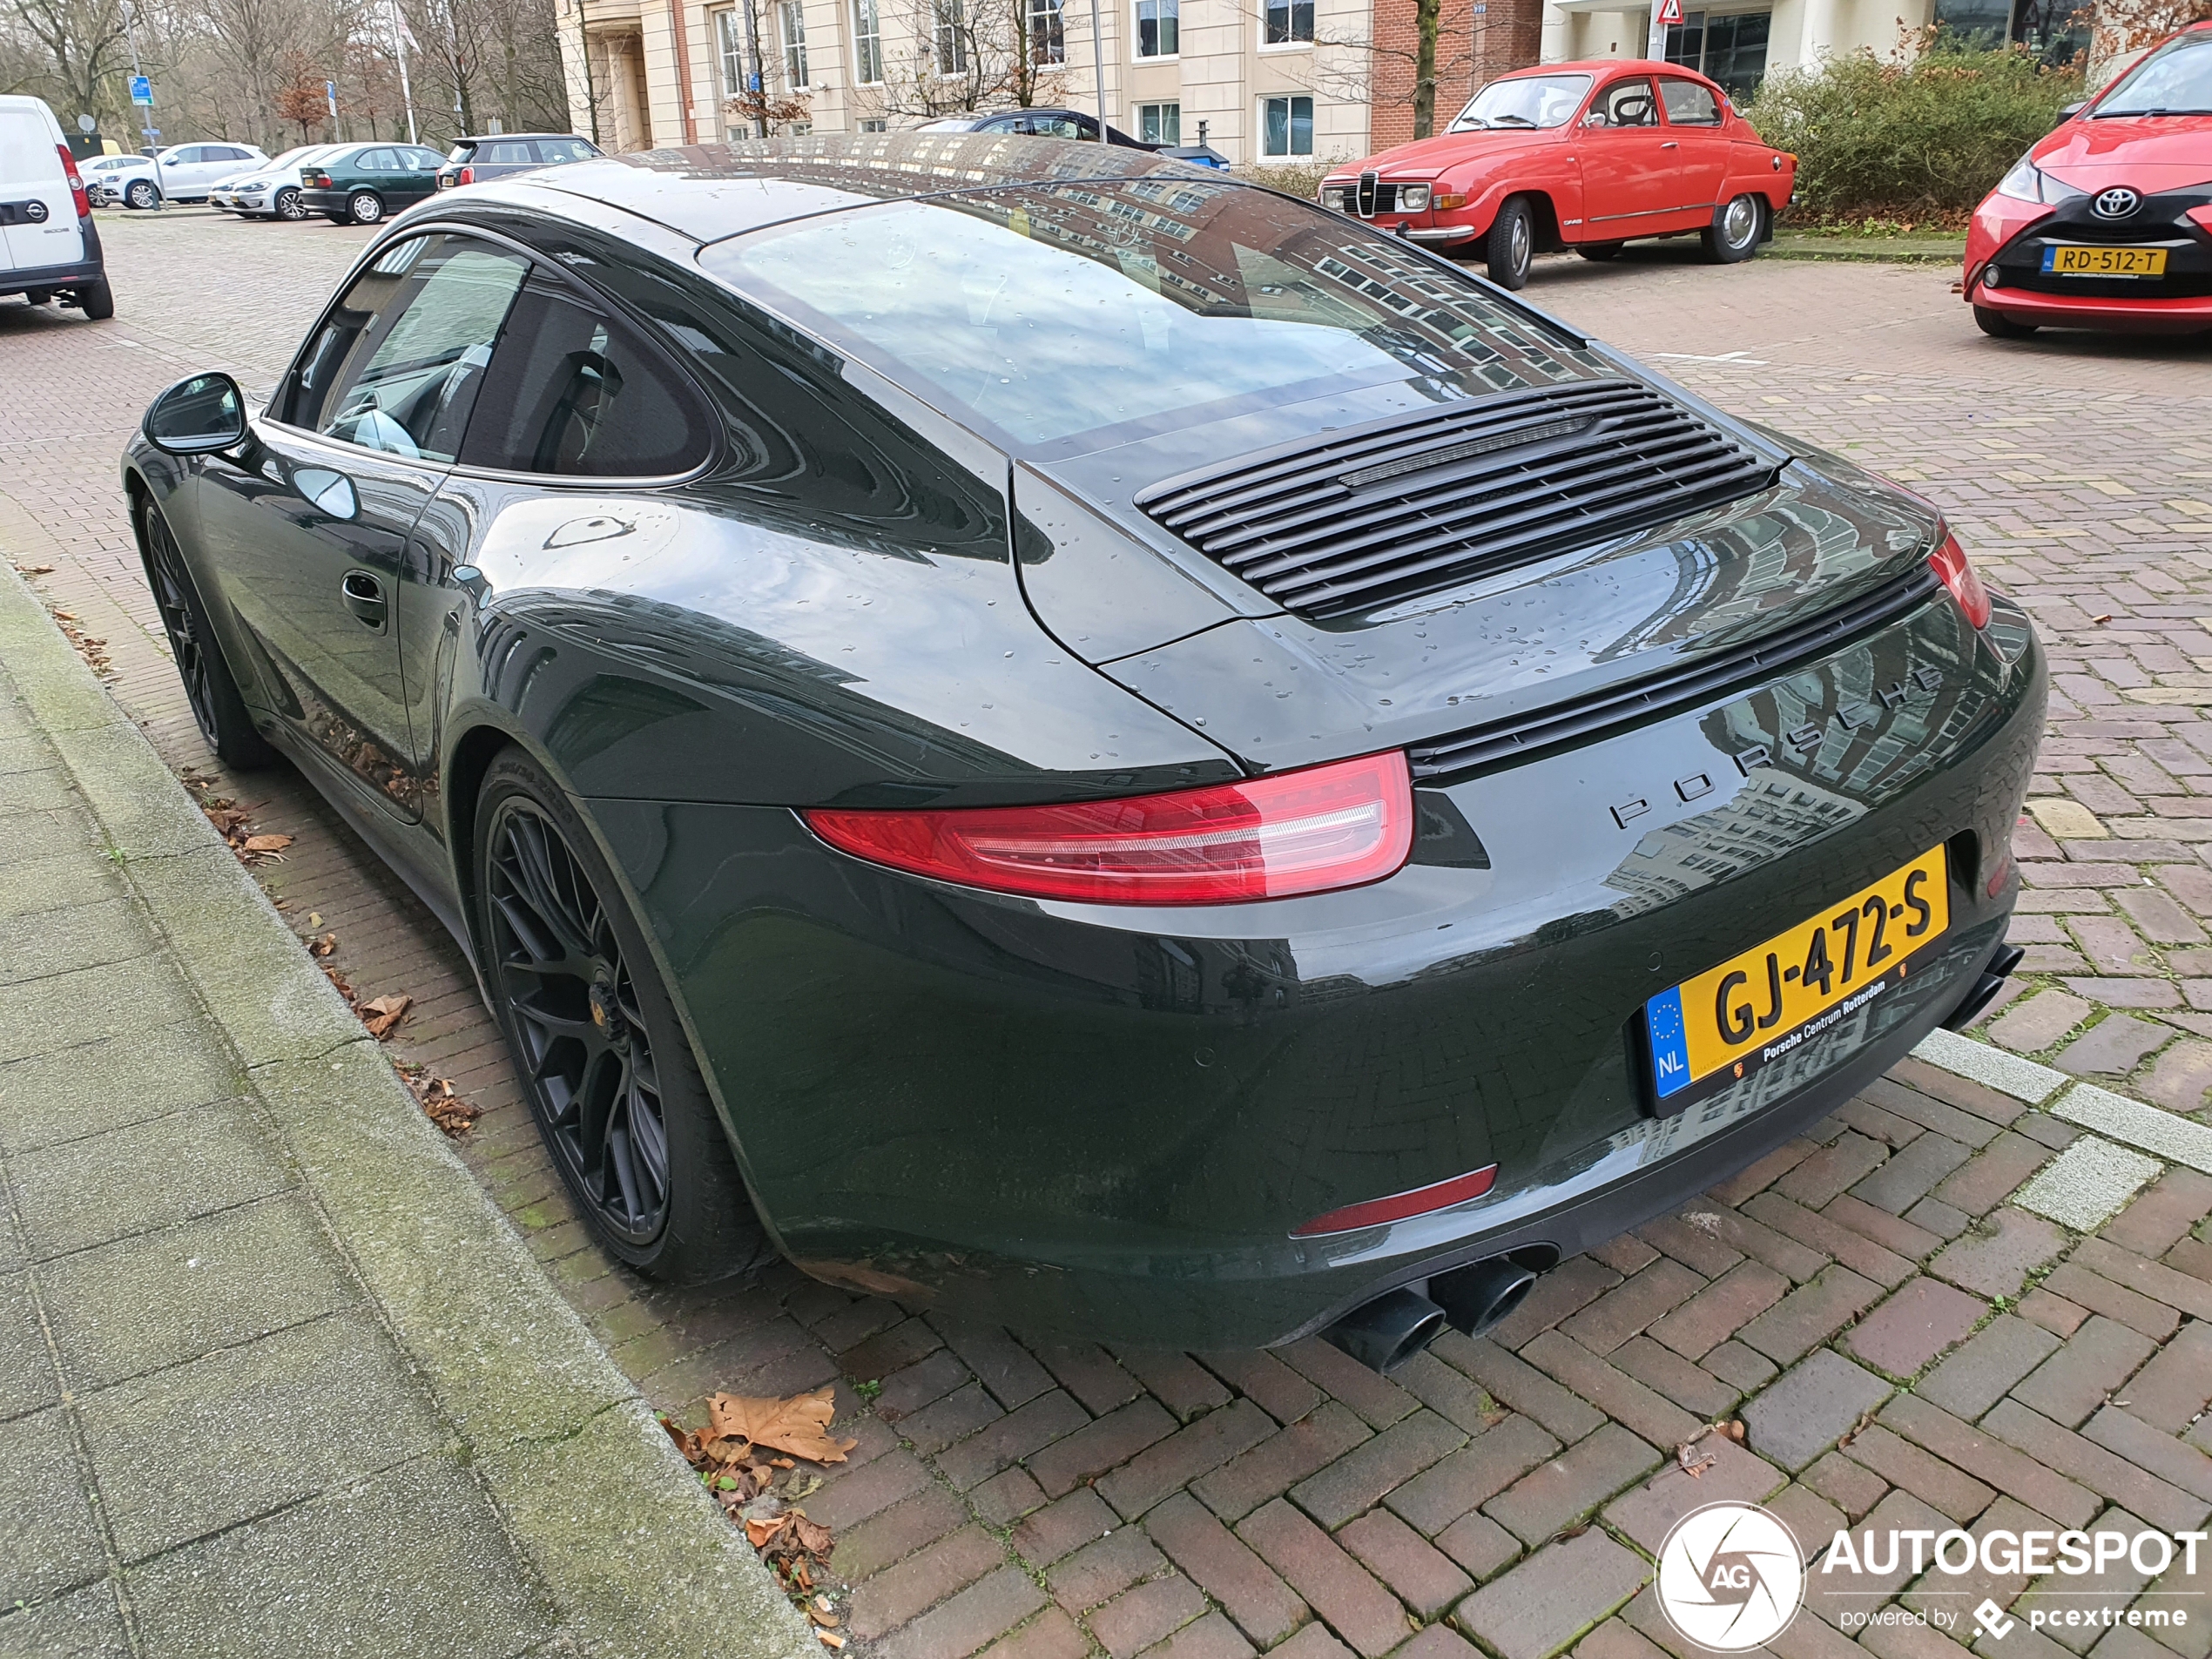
xmin=1135 ymin=380 xmax=1778 ymax=620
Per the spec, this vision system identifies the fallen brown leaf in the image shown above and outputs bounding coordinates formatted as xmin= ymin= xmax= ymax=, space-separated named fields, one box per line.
xmin=240 ymin=833 xmax=293 ymax=853
xmin=745 ymin=1514 xmax=791 ymax=1550
xmin=312 ymin=933 xmax=337 ymax=957
xmin=706 ymin=1387 xmax=859 ymax=1464
xmin=15 ymin=563 xmax=54 ymax=575
xmin=358 ymin=993 xmax=410 ymax=1039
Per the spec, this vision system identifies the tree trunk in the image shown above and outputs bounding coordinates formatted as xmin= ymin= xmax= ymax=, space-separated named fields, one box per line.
xmin=1413 ymin=0 xmax=1440 ymax=138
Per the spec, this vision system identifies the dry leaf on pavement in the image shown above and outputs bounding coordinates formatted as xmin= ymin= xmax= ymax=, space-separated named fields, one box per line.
xmin=706 ymin=1386 xmax=858 ymax=1464
xmin=240 ymin=833 xmax=293 ymax=854
xmin=358 ymin=993 xmax=410 ymax=1038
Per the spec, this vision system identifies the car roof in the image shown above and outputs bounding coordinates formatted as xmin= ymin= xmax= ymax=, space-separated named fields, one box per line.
xmin=456 ymin=132 xmax=585 ymax=143
xmin=460 ymin=132 xmax=1212 ymax=245
xmin=1500 ymin=57 xmax=1712 ymax=78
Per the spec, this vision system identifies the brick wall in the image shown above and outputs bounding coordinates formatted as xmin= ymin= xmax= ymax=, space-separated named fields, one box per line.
xmin=1370 ymin=0 xmax=1547 ymax=154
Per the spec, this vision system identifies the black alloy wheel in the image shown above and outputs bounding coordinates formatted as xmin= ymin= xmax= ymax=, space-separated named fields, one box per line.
xmin=275 ymin=186 xmax=306 ymax=220
xmin=140 ymin=501 xmax=275 ymax=766
xmin=1487 ymin=197 xmax=1534 ymax=291
xmin=475 ymin=750 xmax=772 ymax=1281
xmin=1704 ymin=193 xmax=1764 ymax=263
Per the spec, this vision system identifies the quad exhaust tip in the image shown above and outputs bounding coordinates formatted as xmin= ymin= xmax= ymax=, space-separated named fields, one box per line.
xmin=1319 ymin=1257 xmax=1541 ymax=1374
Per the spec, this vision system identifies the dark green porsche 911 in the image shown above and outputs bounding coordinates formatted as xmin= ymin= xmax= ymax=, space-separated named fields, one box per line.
xmin=121 ymin=133 xmax=2041 ymax=1372
xmin=298 ymin=143 xmax=447 ymax=226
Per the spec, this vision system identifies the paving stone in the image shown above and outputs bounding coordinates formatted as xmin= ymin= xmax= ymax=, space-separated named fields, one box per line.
xmin=1337 ymin=1508 xmax=1473 ymax=1619
xmin=1393 ymin=1624 xmax=1481 ymax=1659
xmin=1289 ymin=1408 xmax=1467 ymax=1530
xmin=1029 ymin=1399 xmax=1178 ymax=1501
xmin=2057 ymin=1015 xmax=2175 ymax=1077
xmin=811 ymin=1447 xmax=937 ymax=1533
xmin=1700 ymin=1340 xmax=1779 ymax=1393
xmin=1482 ymin=1422 xmax=1661 ymax=1548
xmin=1277 ymin=1339 xmax=1422 ymax=1433
xmin=1681 ymin=1204 xmax=1828 ymax=1284
xmin=1801 ymin=1449 xmax=1889 ymax=1521
xmin=981 ymin=1608 xmax=1091 ymax=1659
xmin=1644 ymin=1260 xmax=1789 ymax=1361
xmin=1741 ymin=1191 xmax=1915 ymax=1288
xmin=1048 ymin=1527 xmax=1167 ymax=1615
xmin=878 ymin=1565 xmax=1050 ymax=1659
xmin=1838 ymin=1422 xmax=1995 ymax=1524
xmin=2042 ymin=1263 xmax=2183 ymax=1341
xmin=902 ymin=1380 xmax=1008 ymax=1457
xmin=1116 ymin=1352 xmax=1232 ymax=1424
xmin=2074 ymin=1236 xmax=2212 ymax=1325
xmin=1851 ymin=1134 xmax=1974 ymax=1217
xmin=2013 ymin=1317 xmax=2160 ymax=1428
xmin=1432 ymin=1336 xmax=1606 ymax=1446
xmin=1384 ymin=1415 xmax=1561 ymax=1537
xmin=1195 ymin=1350 xmax=1323 ymax=1427
xmin=1599 ymin=1437 xmax=1786 ymax=1554
xmin=973 ymin=1467 xmax=1049 ymax=1527
xmin=1390 ymin=1350 xmax=1506 ymax=1438
xmin=1136 ymin=1611 xmax=1256 ymax=1659
xmin=936 ymin=1321 xmax=1057 ymax=1411
xmin=1989 ymin=992 xmax=2094 ymax=1054
xmin=837 ymin=1486 xmax=974 ymax=1581
xmin=1236 ymin=1500 xmax=1407 ymax=1659
xmin=1878 ymin=1393 xmax=2101 ymax=1528
xmin=1797 ymin=1487 xmax=1952 ymax=1627
xmin=1931 ymin=1208 xmax=2071 ymax=1300
xmin=1037 ymin=1345 xmax=1144 ymax=1416
xmin=1634 ymin=1214 xmax=1744 ymax=1279
xmin=0 ymin=1271 xmax=56 ymax=1421
xmin=1452 ymin=1527 xmax=1651 ymax=1659
xmin=1090 ymin=1575 xmax=1208 ymax=1659
xmin=1517 ymin=1332 xmax=1702 ymax=1452
xmin=2020 ymin=1285 xmax=2094 ymax=1339
xmin=852 ymin=1527 xmax=1008 ymax=1639
xmin=1194 ymin=1401 xmax=1372 ymax=1522
xmin=1842 ymin=1277 xmax=1988 ymax=1379
xmin=1557 ymin=1260 xmax=1707 ymax=1356
xmin=1101 ymin=1399 xmax=1278 ymax=1521
xmin=0 ymin=1407 xmax=103 ymax=1607
xmin=1743 ymin=1349 xmax=1895 ymax=1473
xmin=1737 ymin=1265 xmax=1884 ymax=1366
xmin=1916 ymin=1312 xmax=2064 ymax=1420
xmin=2110 ymin=1318 xmax=2212 ymax=1433
xmin=1433 ymin=1508 xmax=1521 ymax=1583
xmin=1984 ymin=1401 xmax=2211 ymax=1534
xmin=1268 ymin=1622 xmax=1354 ymax=1659
xmin=1606 ymin=1337 xmax=1741 ymax=1419
xmin=2080 ymin=1405 xmax=2212 ymax=1503
xmin=2141 ymin=1041 xmax=2212 ymax=1115
xmin=1826 ymin=1193 xmax=1946 ymax=1261
xmin=1932 ymin=1131 xmax=2055 ymax=1218
xmin=1776 ymin=1133 xmax=1893 ymax=1209
xmin=2102 ymin=1169 xmax=2212 ymax=1258
xmin=934 ymin=1391 xmax=1093 ymax=1492
xmin=1015 ymin=1488 xmax=1121 ymax=1569
xmin=844 ymin=1316 xmax=946 ymax=1383
xmin=1143 ymin=1493 xmax=1307 ymax=1649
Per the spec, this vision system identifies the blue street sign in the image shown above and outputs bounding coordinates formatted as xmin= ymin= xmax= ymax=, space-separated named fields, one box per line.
xmin=326 ymin=79 xmax=338 ymax=117
xmin=130 ymin=75 xmax=152 ymax=105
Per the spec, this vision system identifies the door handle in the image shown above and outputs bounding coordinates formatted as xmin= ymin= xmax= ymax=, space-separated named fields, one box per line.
xmin=341 ymin=570 xmax=387 ymax=630
xmin=1661 ymin=141 xmax=1679 ymax=149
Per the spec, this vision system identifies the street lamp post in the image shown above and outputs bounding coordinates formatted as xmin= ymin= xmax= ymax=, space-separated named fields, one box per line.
xmin=1088 ymin=0 xmax=1107 ymax=139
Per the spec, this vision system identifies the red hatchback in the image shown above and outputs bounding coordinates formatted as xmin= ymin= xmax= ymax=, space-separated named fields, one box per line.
xmin=1966 ymin=19 xmax=2212 ymax=338
xmin=1319 ymin=61 xmax=1797 ymax=290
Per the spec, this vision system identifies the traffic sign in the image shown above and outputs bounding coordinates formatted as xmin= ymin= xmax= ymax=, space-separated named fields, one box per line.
xmin=326 ymin=79 xmax=338 ymax=117
xmin=1657 ymin=0 xmax=1684 ymax=24
xmin=130 ymin=74 xmax=152 ymax=105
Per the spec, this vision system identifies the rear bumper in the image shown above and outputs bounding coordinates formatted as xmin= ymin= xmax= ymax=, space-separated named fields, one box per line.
xmin=299 ymin=190 xmax=351 ymax=213
xmin=597 ymin=583 xmax=2045 ymax=1349
xmin=1 ymin=246 xmax=105 ymax=295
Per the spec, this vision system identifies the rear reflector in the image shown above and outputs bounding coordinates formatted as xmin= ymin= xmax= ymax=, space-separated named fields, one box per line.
xmin=57 ymin=145 xmax=88 ymax=219
xmin=1929 ymin=529 xmax=1992 ymax=630
xmin=804 ymin=750 xmax=1414 ymax=906
xmin=1291 ymin=1165 xmax=1499 ymax=1238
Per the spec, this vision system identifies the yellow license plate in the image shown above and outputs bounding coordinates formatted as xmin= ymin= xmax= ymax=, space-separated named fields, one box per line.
xmin=2042 ymin=244 xmax=2167 ymax=277
xmin=1646 ymin=846 xmax=1948 ymax=1106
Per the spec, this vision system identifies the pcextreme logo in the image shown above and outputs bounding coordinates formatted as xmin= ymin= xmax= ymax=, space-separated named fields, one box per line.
xmin=1656 ymin=1502 xmax=1807 ymax=1651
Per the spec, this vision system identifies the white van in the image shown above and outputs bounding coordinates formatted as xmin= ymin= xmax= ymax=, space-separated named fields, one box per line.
xmin=0 ymin=95 xmax=112 ymax=319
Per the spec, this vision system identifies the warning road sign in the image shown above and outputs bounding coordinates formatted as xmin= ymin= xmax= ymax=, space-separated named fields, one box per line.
xmin=1658 ymin=0 xmax=1684 ymax=24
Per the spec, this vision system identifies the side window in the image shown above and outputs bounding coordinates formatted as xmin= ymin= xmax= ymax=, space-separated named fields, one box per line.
xmin=170 ymin=146 xmax=205 ymax=165
xmin=410 ymin=147 xmax=446 ymax=169
xmin=1589 ymin=78 xmax=1658 ymax=127
xmin=459 ymin=267 xmax=710 ymax=476
xmin=1658 ymin=79 xmax=1722 ymax=125
xmin=284 ymin=233 xmax=531 ymax=462
xmin=540 ymin=138 xmax=595 ymax=163
xmin=485 ymin=140 xmax=536 ymax=165
xmin=360 ymin=148 xmax=395 ymax=172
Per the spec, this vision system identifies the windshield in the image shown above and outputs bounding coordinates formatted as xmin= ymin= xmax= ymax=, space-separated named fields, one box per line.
xmin=1450 ymin=73 xmax=1593 ymax=131
xmin=2097 ymin=30 xmax=2212 ymax=114
xmin=701 ymin=180 xmax=1591 ymax=452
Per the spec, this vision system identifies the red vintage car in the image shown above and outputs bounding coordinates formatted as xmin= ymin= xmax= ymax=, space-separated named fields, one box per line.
xmin=1966 ymin=19 xmax=2212 ymax=339
xmin=1319 ymin=61 xmax=1797 ymax=290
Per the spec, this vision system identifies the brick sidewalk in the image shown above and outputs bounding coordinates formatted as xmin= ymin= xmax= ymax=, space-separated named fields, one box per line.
xmin=3 ymin=218 xmax=2211 ymax=1659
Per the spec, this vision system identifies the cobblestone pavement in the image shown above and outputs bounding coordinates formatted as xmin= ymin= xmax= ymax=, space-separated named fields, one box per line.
xmin=4 ymin=213 xmax=2212 ymax=1659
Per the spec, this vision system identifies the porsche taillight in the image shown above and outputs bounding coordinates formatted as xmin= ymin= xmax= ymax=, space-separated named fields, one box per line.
xmin=1930 ymin=529 xmax=1992 ymax=631
xmin=57 ymin=146 xmax=89 ymax=218
xmin=803 ymin=750 xmax=1415 ymax=905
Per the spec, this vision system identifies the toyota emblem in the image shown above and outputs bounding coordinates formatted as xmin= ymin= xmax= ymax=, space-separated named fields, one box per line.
xmin=2092 ymin=186 xmax=2141 ymax=219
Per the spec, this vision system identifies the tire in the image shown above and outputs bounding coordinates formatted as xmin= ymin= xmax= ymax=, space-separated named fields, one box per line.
xmin=1703 ymin=193 xmax=1764 ymax=263
xmin=125 ymin=179 xmax=158 ymax=210
xmin=73 ymin=279 xmax=114 ymax=321
xmin=474 ymin=748 xmax=776 ymax=1285
xmin=275 ymin=186 xmax=306 ymax=221
xmin=138 ymin=499 xmax=278 ymax=769
xmin=1974 ymin=305 xmax=2038 ymax=339
xmin=347 ymin=190 xmax=383 ymax=225
xmin=1576 ymin=242 xmax=1623 ymax=262
xmin=1486 ymin=196 xmax=1535 ymax=291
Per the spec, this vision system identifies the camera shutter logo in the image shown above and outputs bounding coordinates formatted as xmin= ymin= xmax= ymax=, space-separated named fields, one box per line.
xmin=2092 ymin=187 xmax=2141 ymax=219
xmin=1656 ymin=1502 xmax=1806 ymax=1651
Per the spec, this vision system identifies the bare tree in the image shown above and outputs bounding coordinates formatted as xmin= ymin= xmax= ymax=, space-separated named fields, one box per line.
xmin=2085 ymin=0 xmax=2212 ymax=62
xmin=3 ymin=0 xmax=134 ymax=132
xmin=854 ymin=0 xmax=1067 ymax=119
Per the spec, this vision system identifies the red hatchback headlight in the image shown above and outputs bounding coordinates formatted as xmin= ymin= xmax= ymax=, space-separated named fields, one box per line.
xmin=1930 ymin=529 xmax=1992 ymax=631
xmin=804 ymin=750 xmax=1415 ymax=905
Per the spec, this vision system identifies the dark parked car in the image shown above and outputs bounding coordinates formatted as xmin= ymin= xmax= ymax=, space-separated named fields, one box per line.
xmin=435 ymin=132 xmax=601 ymax=191
xmin=299 ymin=143 xmax=446 ymax=224
xmin=123 ymin=134 xmax=2041 ymax=1370
xmin=919 ymin=107 xmax=1155 ymax=147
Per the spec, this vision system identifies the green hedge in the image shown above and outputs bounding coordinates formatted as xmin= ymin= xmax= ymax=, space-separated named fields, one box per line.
xmin=1746 ymin=34 xmax=2083 ymax=222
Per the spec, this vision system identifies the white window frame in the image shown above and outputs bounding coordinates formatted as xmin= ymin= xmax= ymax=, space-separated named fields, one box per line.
xmin=1028 ymin=0 xmax=1065 ymax=64
xmin=1134 ymin=0 xmax=1177 ymax=59
xmin=1258 ymin=92 xmax=1314 ymax=157
xmin=712 ymin=6 xmax=747 ymax=133
xmin=779 ymin=0 xmax=809 ymax=89
xmin=934 ymin=0 xmax=969 ymax=75
xmin=1136 ymin=100 xmax=1180 ymax=144
xmin=852 ymin=0 xmax=885 ymax=84
xmin=1261 ymin=0 xmax=1315 ymax=50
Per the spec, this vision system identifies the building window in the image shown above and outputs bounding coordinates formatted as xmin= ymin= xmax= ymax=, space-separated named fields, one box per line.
xmin=1260 ymin=93 xmax=1312 ymax=154
xmin=853 ymin=0 xmax=885 ymax=82
xmin=1136 ymin=0 xmax=1177 ymax=56
xmin=779 ymin=0 xmax=809 ymax=87
xmin=1136 ymin=100 xmax=1180 ymax=144
xmin=714 ymin=8 xmax=747 ymax=101
xmin=935 ymin=0 xmax=968 ymax=73
xmin=1662 ymin=10 xmax=1770 ymax=102
xmin=1264 ymin=0 xmax=1313 ymax=45
xmin=1028 ymin=0 xmax=1065 ymax=63
xmin=860 ymin=117 xmax=887 ymax=131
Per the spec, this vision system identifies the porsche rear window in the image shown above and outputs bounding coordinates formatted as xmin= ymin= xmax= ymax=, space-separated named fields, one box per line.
xmin=699 ymin=179 xmax=1592 ymax=450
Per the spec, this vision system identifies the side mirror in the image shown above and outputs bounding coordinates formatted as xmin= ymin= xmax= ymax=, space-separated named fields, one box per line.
xmin=2056 ymin=100 xmax=2086 ymax=125
xmin=143 ymin=371 xmax=246 ymax=455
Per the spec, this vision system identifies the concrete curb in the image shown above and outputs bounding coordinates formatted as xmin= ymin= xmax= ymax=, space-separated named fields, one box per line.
xmin=1912 ymin=1027 xmax=2212 ymax=1176
xmin=0 ymin=557 xmax=815 ymax=1659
